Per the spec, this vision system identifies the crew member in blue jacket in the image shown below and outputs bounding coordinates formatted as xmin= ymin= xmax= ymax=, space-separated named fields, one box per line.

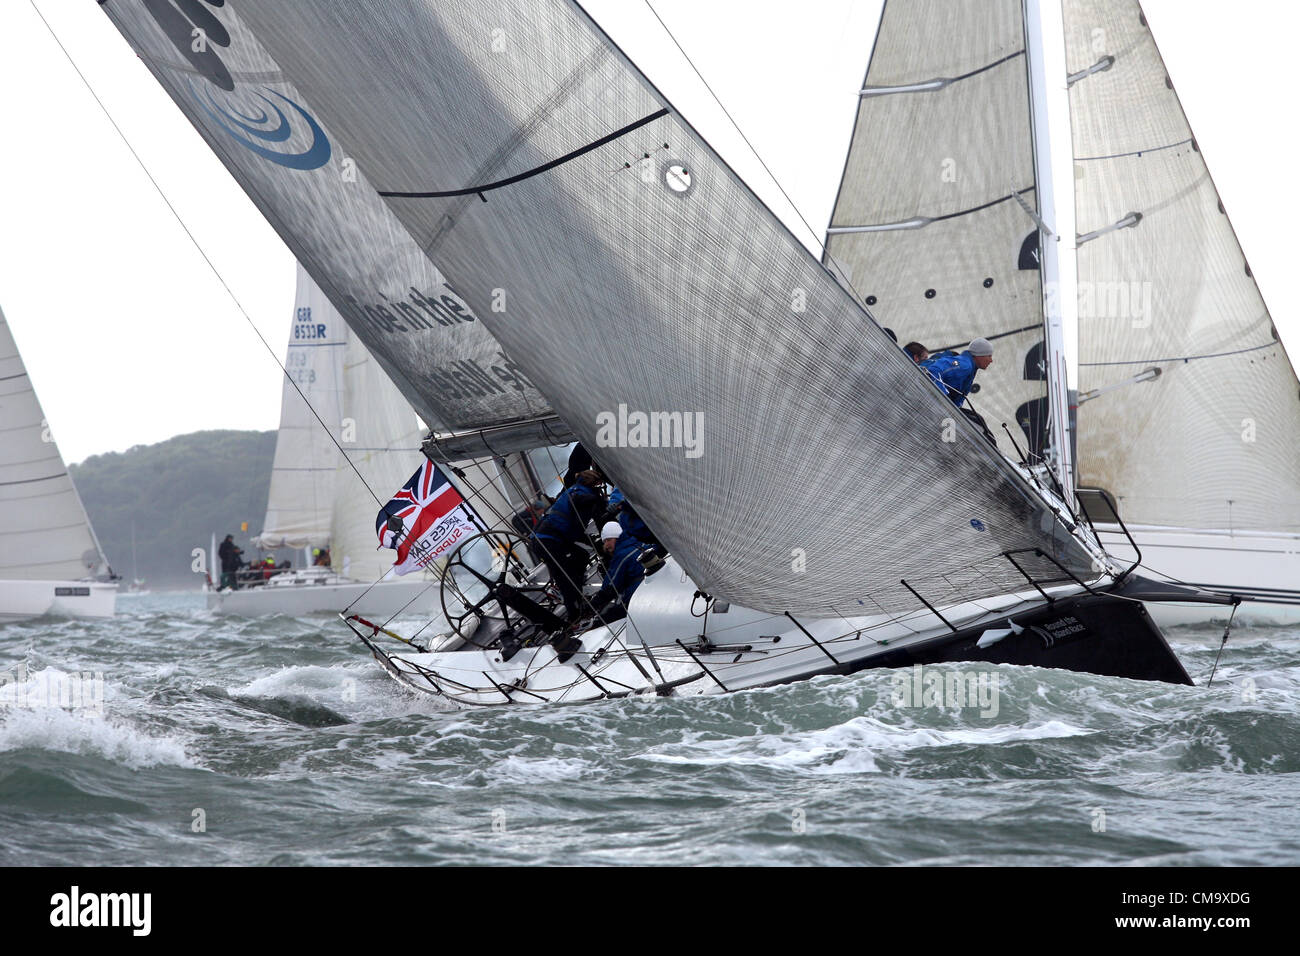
xmin=920 ymin=337 xmax=993 ymax=406
xmin=589 ymin=521 xmax=650 ymax=622
xmin=920 ymin=337 xmax=997 ymax=443
xmin=532 ymin=469 xmax=608 ymax=618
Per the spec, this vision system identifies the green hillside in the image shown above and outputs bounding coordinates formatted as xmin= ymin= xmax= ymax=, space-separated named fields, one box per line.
xmin=70 ymin=430 xmax=280 ymax=590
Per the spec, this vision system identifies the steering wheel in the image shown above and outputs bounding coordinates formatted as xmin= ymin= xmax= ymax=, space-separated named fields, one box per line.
xmin=438 ymin=530 xmax=557 ymax=641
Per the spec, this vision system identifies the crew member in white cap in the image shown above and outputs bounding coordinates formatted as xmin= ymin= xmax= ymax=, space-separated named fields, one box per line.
xmin=588 ymin=520 xmax=650 ymax=622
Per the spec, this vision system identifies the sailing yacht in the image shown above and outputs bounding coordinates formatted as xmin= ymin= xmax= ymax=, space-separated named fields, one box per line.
xmin=208 ymin=265 xmax=546 ymax=616
xmin=0 ymin=307 xmax=117 ymax=621
xmin=101 ymin=0 xmax=1237 ymax=704
xmin=825 ymin=0 xmax=1300 ymax=626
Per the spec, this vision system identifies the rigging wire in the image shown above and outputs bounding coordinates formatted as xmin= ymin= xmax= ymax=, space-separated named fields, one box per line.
xmin=29 ymin=0 xmax=386 ymax=512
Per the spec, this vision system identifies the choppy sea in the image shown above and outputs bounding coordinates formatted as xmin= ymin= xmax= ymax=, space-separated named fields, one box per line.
xmin=1 ymin=591 xmax=1296 ymax=866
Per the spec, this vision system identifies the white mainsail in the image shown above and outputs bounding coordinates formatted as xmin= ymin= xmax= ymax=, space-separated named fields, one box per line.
xmin=1063 ymin=0 xmax=1300 ymax=535
xmin=252 ymin=265 xmax=348 ymax=549
xmin=824 ymin=0 xmax=1050 ymax=463
xmin=0 ymin=308 xmax=110 ymax=581
xmin=0 ymin=307 xmax=116 ymax=619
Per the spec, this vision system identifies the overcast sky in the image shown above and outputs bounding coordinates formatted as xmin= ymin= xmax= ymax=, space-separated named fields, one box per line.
xmin=2 ymin=1 xmax=1296 ymax=464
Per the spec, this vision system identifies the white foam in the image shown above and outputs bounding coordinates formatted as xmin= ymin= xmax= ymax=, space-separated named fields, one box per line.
xmin=0 ymin=706 xmax=198 ymax=770
xmin=641 ymin=716 xmax=1092 ymax=775
xmin=487 ymin=755 xmax=591 ymax=784
xmin=232 ymin=664 xmax=366 ymax=699
xmin=0 ymin=665 xmax=198 ymax=770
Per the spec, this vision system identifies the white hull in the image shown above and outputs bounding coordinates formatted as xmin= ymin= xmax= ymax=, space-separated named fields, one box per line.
xmin=0 ymin=579 xmax=118 ymax=623
xmin=346 ymin=557 xmax=1190 ymax=708
xmin=1097 ymin=525 xmax=1300 ymax=626
xmin=207 ymin=569 xmax=440 ymax=617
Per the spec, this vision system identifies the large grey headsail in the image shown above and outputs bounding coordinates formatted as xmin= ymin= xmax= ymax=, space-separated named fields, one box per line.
xmin=101 ymin=1 xmax=573 ymax=458
xmin=104 ymin=0 xmax=1098 ymax=615
xmin=0 ymin=308 xmax=112 ymax=581
xmin=1063 ymin=0 xmax=1300 ymax=533
xmin=824 ymin=0 xmax=1051 ymax=462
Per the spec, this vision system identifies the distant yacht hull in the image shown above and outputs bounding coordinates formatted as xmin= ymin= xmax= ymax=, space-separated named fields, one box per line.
xmin=0 ymin=580 xmax=118 ymax=623
xmin=206 ymin=569 xmax=440 ymax=617
xmin=1097 ymin=525 xmax=1300 ymax=626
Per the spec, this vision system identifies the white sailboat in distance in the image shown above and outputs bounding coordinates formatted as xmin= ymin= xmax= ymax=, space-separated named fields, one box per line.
xmin=209 ymin=265 xmax=550 ymax=617
xmin=0 ymin=306 xmax=117 ymax=621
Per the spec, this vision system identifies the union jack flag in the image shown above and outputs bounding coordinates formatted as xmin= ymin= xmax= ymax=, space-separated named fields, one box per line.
xmin=376 ymin=461 xmax=479 ymax=575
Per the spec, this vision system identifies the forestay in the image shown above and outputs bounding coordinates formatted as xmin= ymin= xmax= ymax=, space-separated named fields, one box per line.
xmin=1064 ymin=0 xmax=1300 ymax=533
xmin=110 ymin=0 xmax=1097 ymax=614
xmin=0 ymin=308 xmax=111 ymax=581
xmin=101 ymin=1 xmax=572 ymax=458
xmin=824 ymin=0 xmax=1050 ymax=461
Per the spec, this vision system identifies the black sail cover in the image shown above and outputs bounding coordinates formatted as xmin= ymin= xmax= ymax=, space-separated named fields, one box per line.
xmin=102 ymin=0 xmax=571 ymax=457
xmin=103 ymin=0 xmax=1096 ymax=615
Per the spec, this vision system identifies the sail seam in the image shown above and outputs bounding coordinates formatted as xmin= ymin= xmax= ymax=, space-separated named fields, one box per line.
xmin=378 ymin=109 xmax=669 ymax=199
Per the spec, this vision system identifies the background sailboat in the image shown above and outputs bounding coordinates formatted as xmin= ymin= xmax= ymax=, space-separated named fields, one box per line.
xmin=211 ymin=265 xmax=559 ymax=616
xmin=823 ymin=0 xmax=1300 ymax=625
xmin=1063 ymin=0 xmax=1300 ymax=623
xmin=0 ymin=306 xmax=117 ymax=621
xmin=823 ymin=0 xmax=1052 ymax=466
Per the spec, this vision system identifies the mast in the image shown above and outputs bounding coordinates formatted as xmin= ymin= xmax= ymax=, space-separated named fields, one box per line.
xmin=1022 ymin=0 xmax=1079 ymax=500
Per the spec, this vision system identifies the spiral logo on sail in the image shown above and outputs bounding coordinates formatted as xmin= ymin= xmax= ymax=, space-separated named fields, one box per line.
xmin=189 ymin=80 xmax=332 ymax=170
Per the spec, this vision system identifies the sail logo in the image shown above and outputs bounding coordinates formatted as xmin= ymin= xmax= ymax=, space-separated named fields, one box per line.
xmin=49 ymin=887 xmax=151 ymax=936
xmin=189 ymin=78 xmax=332 ymax=170
xmin=144 ymin=0 xmax=331 ymax=169
xmin=595 ymin=405 xmax=704 ymax=459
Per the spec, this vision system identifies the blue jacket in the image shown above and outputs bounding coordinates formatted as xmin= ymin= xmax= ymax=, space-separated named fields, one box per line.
xmin=920 ymin=350 xmax=978 ymax=407
xmin=533 ymin=482 xmax=606 ymax=544
xmin=601 ymin=534 xmax=648 ymax=605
